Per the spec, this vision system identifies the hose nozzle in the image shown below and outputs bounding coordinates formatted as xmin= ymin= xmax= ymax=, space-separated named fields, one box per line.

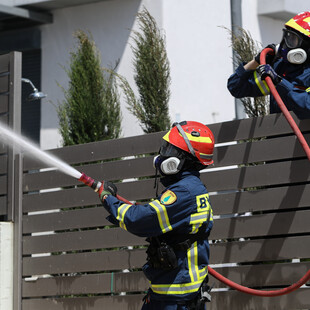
xmin=79 ymin=172 xmax=102 ymax=192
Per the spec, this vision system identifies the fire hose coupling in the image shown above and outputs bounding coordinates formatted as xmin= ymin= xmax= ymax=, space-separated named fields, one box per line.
xmin=79 ymin=172 xmax=102 ymax=192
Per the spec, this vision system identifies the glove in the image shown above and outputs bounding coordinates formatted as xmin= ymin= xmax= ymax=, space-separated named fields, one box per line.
xmin=98 ymin=180 xmax=117 ymax=201
xmin=254 ymin=44 xmax=277 ymax=64
xmin=256 ymin=64 xmax=282 ymax=85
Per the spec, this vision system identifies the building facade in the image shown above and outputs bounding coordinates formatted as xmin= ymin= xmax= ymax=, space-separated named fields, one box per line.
xmin=0 ymin=0 xmax=308 ymax=149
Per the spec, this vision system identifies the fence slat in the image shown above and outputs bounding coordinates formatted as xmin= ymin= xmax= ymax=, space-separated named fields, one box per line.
xmin=209 ymin=112 xmax=310 ymax=144
xmin=23 ymin=132 xmax=163 ymax=171
xmin=22 ymin=295 xmax=145 ymax=310
xmin=0 ymin=94 xmax=8 ymax=114
xmin=0 ymin=75 xmax=9 ymax=93
xmin=0 ymin=196 xmax=7 ymax=215
xmin=23 ymin=228 xmax=146 ymax=255
xmin=23 ymin=207 xmax=110 ymax=234
xmin=23 ymin=271 xmax=148 ymax=297
xmin=0 ymin=54 xmax=9 ymax=73
xmin=23 ymin=156 xmax=154 ymax=192
xmin=0 ymin=175 xmax=7 ymax=195
xmin=215 ymin=133 xmax=309 ymax=167
xmin=210 ymin=235 xmax=310 ymax=264
xmin=23 ymin=248 xmax=147 ymax=276
xmin=210 ymin=184 xmax=310 ymax=215
xmin=211 ymin=209 xmax=310 ymax=240
xmin=0 ymin=154 xmax=7 ymax=174
xmin=201 ymin=159 xmax=310 ymax=193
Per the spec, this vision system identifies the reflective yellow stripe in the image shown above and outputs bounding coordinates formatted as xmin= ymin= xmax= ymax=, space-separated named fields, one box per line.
xmin=149 ymin=200 xmax=173 ymax=233
xmin=190 ymin=223 xmax=202 ymax=234
xmin=163 ymin=131 xmax=212 ymax=144
xmin=116 ymin=204 xmax=132 ymax=230
xmin=306 ymin=87 xmax=310 ymax=92
xmin=190 ymin=210 xmax=213 ymax=225
xmin=182 ymin=131 xmax=212 ymax=144
xmin=188 ymin=241 xmax=199 ymax=282
xmin=199 ymin=266 xmax=208 ymax=279
xmin=190 ymin=210 xmax=211 ymax=234
xmin=254 ymin=70 xmax=270 ymax=96
xmin=286 ymin=18 xmax=310 ymax=37
xmin=150 ymin=269 xmax=208 ymax=295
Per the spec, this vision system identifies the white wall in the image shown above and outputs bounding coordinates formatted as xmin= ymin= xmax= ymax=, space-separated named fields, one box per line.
xmin=0 ymin=223 xmax=13 ymax=310
xmin=162 ymin=0 xmax=234 ymax=125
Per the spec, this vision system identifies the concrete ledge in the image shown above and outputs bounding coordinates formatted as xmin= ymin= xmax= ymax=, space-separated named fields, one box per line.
xmin=258 ymin=0 xmax=310 ymax=21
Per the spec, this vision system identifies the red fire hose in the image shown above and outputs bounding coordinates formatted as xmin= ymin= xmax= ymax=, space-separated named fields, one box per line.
xmin=260 ymin=48 xmax=310 ymax=161
xmin=207 ymin=265 xmax=310 ymax=297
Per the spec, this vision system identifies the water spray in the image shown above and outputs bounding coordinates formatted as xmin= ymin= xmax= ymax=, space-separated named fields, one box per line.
xmin=0 ymin=121 xmax=81 ymax=179
xmin=0 ymin=122 xmax=131 ymax=203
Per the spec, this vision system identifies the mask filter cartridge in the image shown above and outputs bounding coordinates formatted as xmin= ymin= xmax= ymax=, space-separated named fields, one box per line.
xmin=287 ymin=48 xmax=307 ymax=64
xmin=153 ymin=155 xmax=180 ymax=175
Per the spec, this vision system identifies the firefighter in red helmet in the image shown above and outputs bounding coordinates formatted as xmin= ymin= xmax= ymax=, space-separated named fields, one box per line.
xmin=228 ymin=11 xmax=310 ymax=119
xmin=98 ymin=121 xmax=214 ymax=310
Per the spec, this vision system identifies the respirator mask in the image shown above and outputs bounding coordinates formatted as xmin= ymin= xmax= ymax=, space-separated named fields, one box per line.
xmin=279 ymin=28 xmax=310 ymax=64
xmin=153 ymin=142 xmax=184 ymax=175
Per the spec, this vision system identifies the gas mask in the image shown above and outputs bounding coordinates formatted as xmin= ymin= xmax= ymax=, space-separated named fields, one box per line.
xmin=153 ymin=155 xmax=181 ymax=175
xmin=278 ymin=28 xmax=310 ymax=64
xmin=153 ymin=141 xmax=185 ymax=176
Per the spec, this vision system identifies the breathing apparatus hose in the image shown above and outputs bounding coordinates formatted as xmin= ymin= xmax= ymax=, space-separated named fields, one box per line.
xmin=260 ymin=48 xmax=310 ymax=161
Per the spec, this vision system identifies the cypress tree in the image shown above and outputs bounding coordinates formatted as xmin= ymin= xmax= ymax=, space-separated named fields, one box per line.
xmin=118 ymin=8 xmax=171 ymax=133
xmin=57 ymin=30 xmax=121 ymax=146
xmin=227 ymin=27 xmax=269 ymax=117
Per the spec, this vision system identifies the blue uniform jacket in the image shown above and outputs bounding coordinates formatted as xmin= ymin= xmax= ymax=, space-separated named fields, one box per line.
xmin=227 ymin=59 xmax=310 ymax=119
xmin=102 ymin=170 xmax=213 ymax=302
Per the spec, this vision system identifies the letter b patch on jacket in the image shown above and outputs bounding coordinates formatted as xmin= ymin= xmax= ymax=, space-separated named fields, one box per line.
xmin=196 ymin=193 xmax=211 ymax=212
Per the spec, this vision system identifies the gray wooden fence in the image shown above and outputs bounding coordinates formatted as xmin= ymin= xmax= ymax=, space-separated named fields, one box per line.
xmin=0 ymin=52 xmax=310 ymax=310
xmin=18 ymin=114 xmax=310 ymax=310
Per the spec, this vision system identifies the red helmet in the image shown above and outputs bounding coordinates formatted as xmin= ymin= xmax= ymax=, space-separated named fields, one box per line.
xmin=162 ymin=121 xmax=214 ymax=166
xmin=285 ymin=12 xmax=310 ymax=38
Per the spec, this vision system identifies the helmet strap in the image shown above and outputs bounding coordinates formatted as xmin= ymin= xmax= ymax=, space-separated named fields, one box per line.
xmin=175 ymin=123 xmax=197 ymax=158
